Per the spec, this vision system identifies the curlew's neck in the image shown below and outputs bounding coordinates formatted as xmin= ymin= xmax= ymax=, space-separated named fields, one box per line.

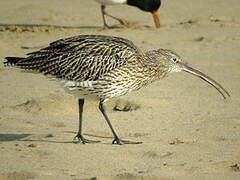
xmin=133 ymin=50 xmax=170 ymax=87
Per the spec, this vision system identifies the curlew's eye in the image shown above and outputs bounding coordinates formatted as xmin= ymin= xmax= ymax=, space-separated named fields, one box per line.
xmin=170 ymin=57 xmax=178 ymax=63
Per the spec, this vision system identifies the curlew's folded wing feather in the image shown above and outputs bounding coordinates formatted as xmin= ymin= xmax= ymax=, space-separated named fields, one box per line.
xmin=8 ymin=35 xmax=141 ymax=81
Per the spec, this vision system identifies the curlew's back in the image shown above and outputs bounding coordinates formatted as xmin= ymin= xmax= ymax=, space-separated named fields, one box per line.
xmin=9 ymin=35 xmax=141 ymax=82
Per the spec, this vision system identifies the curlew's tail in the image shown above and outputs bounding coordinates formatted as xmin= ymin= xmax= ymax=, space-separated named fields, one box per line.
xmin=4 ymin=57 xmax=26 ymax=66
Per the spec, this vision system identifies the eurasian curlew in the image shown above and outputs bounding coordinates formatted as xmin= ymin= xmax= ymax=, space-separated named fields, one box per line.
xmin=4 ymin=35 xmax=230 ymax=145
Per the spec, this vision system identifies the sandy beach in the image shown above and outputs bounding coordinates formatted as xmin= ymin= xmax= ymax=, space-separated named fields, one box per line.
xmin=0 ymin=0 xmax=240 ymax=179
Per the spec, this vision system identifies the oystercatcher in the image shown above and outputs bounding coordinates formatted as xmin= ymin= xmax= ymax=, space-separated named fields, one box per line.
xmin=95 ymin=0 xmax=161 ymax=28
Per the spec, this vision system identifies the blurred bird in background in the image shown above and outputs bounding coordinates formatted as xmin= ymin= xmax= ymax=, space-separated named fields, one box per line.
xmin=95 ymin=0 xmax=161 ymax=28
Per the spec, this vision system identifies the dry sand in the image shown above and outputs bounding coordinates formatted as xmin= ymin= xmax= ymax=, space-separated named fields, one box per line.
xmin=0 ymin=0 xmax=240 ymax=179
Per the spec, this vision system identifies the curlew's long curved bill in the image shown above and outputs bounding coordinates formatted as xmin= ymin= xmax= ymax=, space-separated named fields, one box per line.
xmin=182 ymin=64 xmax=230 ymax=99
xmin=152 ymin=11 xmax=160 ymax=28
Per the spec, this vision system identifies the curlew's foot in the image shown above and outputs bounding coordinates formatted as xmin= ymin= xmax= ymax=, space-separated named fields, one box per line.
xmin=74 ymin=134 xmax=100 ymax=144
xmin=112 ymin=137 xmax=142 ymax=145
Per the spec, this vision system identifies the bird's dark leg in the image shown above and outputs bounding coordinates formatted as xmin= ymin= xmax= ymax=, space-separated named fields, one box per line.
xmin=74 ymin=99 xmax=100 ymax=144
xmin=99 ymin=100 xmax=142 ymax=145
xmin=101 ymin=5 xmax=129 ymax=28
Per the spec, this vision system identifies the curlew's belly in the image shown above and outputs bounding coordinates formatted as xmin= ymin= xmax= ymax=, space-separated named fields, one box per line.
xmin=58 ymin=80 xmax=101 ymax=100
xmin=57 ymin=77 xmax=135 ymax=101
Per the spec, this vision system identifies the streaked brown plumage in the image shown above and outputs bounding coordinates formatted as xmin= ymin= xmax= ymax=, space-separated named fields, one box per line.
xmin=4 ymin=35 xmax=230 ymax=145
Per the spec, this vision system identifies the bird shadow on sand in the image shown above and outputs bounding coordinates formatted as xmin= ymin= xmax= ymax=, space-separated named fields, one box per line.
xmin=0 ymin=132 xmax=112 ymax=144
xmin=0 ymin=22 xmax=150 ymax=32
xmin=0 ymin=133 xmax=70 ymax=144
xmin=0 ymin=23 xmax=102 ymax=31
xmin=0 ymin=133 xmax=76 ymax=144
xmin=0 ymin=133 xmax=32 ymax=142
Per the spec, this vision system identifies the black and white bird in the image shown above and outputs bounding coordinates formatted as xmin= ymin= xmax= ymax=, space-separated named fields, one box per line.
xmin=4 ymin=35 xmax=230 ymax=145
xmin=95 ymin=0 xmax=161 ymax=28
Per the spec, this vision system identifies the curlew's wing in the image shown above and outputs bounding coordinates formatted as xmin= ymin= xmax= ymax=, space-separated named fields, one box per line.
xmin=6 ymin=35 xmax=141 ymax=81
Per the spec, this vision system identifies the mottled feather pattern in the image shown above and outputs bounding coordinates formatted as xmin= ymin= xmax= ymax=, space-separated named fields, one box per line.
xmin=14 ymin=35 xmax=140 ymax=82
xmin=6 ymin=35 xmax=170 ymax=101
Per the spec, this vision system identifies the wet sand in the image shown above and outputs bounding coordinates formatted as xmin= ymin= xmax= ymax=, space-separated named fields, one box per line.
xmin=0 ymin=0 xmax=240 ymax=179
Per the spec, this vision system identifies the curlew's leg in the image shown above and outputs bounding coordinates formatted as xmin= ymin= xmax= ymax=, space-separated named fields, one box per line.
xmin=99 ymin=100 xmax=142 ymax=145
xmin=74 ymin=99 xmax=100 ymax=144
xmin=101 ymin=5 xmax=129 ymax=28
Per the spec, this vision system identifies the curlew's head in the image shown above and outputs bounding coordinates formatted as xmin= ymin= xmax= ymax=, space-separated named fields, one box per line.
xmin=153 ymin=49 xmax=230 ymax=99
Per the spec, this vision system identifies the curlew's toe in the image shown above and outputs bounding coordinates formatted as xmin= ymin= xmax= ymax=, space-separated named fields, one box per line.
xmin=74 ymin=134 xmax=100 ymax=144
